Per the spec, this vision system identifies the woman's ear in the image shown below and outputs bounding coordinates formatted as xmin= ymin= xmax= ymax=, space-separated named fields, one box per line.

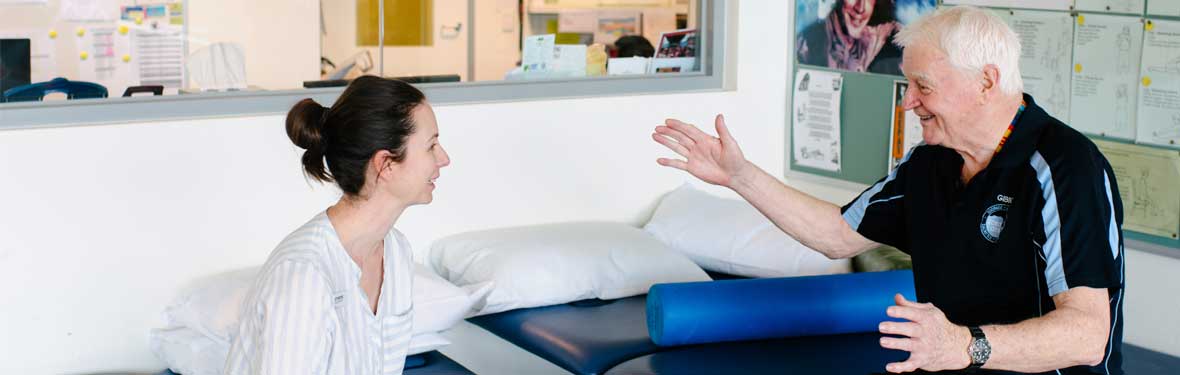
xmin=370 ymin=149 xmax=397 ymax=181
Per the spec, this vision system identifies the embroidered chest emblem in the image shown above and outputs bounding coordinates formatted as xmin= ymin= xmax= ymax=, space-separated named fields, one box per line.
xmin=980 ymin=203 xmax=1010 ymax=243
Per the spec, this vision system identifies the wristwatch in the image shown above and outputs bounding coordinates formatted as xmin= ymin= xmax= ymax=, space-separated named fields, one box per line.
xmin=967 ymin=326 xmax=991 ymax=371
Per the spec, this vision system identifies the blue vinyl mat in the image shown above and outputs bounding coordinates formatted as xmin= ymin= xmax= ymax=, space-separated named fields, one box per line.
xmin=468 ymin=295 xmax=657 ymax=375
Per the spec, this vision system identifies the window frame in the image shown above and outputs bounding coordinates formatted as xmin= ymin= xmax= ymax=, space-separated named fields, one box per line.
xmin=0 ymin=0 xmax=732 ymax=131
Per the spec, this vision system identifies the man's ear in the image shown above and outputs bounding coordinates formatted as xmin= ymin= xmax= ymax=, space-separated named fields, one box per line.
xmin=980 ymin=64 xmax=1001 ymax=96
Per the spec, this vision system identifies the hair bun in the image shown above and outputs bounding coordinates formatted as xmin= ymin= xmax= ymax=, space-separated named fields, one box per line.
xmin=285 ymin=98 xmax=327 ymax=151
xmin=286 ymin=98 xmax=333 ymax=183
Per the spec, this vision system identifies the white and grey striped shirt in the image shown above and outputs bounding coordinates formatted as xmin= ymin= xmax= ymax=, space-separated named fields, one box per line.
xmin=224 ymin=212 xmax=414 ymax=375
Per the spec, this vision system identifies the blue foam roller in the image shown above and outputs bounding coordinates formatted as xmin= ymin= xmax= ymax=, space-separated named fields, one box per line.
xmin=647 ymin=270 xmax=916 ymax=346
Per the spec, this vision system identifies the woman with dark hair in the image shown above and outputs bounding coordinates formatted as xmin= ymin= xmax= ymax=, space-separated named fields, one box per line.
xmin=614 ymin=35 xmax=655 ymax=58
xmin=796 ymin=0 xmax=903 ymax=75
xmin=224 ymin=75 xmax=450 ymax=374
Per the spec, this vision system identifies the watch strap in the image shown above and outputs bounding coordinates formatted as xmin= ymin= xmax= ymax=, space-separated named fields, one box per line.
xmin=967 ymin=325 xmax=987 ymax=370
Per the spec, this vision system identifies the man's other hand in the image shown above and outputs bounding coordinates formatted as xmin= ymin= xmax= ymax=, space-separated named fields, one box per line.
xmin=878 ymin=293 xmax=972 ymax=373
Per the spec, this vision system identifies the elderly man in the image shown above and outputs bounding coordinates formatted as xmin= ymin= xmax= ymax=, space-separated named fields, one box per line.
xmin=652 ymin=6 xmax=1123 ymax=374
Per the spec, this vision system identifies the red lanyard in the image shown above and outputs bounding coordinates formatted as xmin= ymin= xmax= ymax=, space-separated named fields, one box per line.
xmin=995 ymin=101 xmax=1026 ymax=153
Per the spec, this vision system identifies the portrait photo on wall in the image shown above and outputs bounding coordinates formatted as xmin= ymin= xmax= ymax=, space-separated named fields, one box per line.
xmin=795 ymin=0 xmax=936 ymax=75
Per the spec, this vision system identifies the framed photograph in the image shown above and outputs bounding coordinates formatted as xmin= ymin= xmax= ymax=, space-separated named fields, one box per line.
xmin=794 ymin=0 xmax=936 ymax=75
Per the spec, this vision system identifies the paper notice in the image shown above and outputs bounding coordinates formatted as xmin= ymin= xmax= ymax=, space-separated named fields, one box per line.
xmin=793 ymin=69 xmax=844 ymax=172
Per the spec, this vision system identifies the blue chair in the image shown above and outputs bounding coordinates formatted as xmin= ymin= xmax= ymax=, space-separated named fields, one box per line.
xmin=2 ymin=77 xmax=108 ymax=102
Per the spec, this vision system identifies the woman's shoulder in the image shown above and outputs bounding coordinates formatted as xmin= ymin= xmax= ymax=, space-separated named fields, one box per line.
xmin=388 ymin=227 xmax=410 ymax=244
xmin=259 ymin=213 xmax=340 ymax=283
xmin=270 ymin=214 xmax=333 ymax=258
xmin=386 ymin=227 xmax=414 ymax=260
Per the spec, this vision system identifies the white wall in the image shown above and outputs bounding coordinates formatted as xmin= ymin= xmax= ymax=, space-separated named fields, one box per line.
xmin=0 ymin=2 xmax=1176 ymax=374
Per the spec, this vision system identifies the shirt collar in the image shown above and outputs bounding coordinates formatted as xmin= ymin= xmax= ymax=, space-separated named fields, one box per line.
xmin=989 ymin=93 xmax=1050 ymax=169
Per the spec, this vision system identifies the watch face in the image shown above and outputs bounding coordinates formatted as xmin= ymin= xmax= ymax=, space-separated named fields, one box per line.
xmin=969 ymin=337 xmax=992 ymax=364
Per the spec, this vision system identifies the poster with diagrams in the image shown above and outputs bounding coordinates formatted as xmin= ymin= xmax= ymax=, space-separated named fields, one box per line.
xmin=941 ymin=0 xmax=1072 ymax=11
xmin=1070 ymin=14 xmax=1144 ymax=140
xmin=1001 ymin=10 xmax=1074 ymax=121
xmin=1136 ymin=19 xmax=1180 ymax=148
xmin=1148 ymin=1 xmax=1180 ymax=17
xmin=793 ymin=69 xmax=844 ymax=173
xmin=1094 ymin=139 xmax=1180 ymax=239
xmin=1074 ymin=0 xmax=1145 ymax=14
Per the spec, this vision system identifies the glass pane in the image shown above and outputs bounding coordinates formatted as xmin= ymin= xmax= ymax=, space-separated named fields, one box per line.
xmin=0 ymin=0 xmax=706 ymax=109
xmin=357 ymin=0 xmax=433 ymax=47
xmin=480 ymin=0 xmax=702 ymax=81
xmin=321 ymin=0 xmax=702 ymax=83
xmin=0 ymin=1 xmax=194 ymax=98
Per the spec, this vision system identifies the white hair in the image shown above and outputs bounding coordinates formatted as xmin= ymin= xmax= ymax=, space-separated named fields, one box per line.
xmin=894 ymin=6 xmax=1024 ymax=95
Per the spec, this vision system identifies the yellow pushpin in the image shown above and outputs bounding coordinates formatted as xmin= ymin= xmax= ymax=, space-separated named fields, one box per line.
xmin=76 ymin=27 xmax=86 ymax=37
xmin=1143 ymin=76 xmax=1152 ymax=87
xmin=48 ymin=29 xmax=58 ymax=39
xmin=118 ymin=25 xmax=130 ymax=35
xmin=80 ymin=51 xmax=89 ymax=60
xmin=135 ymin=16 xmax=143 ymax=25
xmin=1146 ymin=20 xmax=1154 ymax=32
xmin=122 ymin=54 xmax=131 ymax=63
xmin=1074 ymin=64 xmax=1083 ymax=73
xmin=1077 ymin=15 xmax=1085 ymax=26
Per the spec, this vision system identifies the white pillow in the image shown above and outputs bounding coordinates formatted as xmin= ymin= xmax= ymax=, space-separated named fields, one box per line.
xmin=160 ymin=263 xmax=483 ymax=346
xmin=412 ymin=263 xmax=493 ymax=334
xmin=406 ymin=332 xmax=452 ymax=355
xmin=643 ymin=184 xmax=852 ymax=278
xmin=149 ymin=327 xmax=225 ymax=375
xmin=149 ymin=327 xmax=449 ymax=375
xmin=162 ymin=268 xmax=258 ymax=346
xmin=429 ymin=222 xmax=711 ymax=316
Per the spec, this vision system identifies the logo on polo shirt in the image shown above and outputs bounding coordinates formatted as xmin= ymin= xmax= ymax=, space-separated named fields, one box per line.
xmin=980 ymin=203 xmax=1010 ymax=243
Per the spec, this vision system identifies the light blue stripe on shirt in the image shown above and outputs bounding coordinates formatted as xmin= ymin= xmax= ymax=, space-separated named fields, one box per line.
xmin=1030 ymin=151 xmax=1068 ymax=296
xmin=843 ymin=145 xmax=920 ymax=231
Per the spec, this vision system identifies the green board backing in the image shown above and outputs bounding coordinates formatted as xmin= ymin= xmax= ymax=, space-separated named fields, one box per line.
xmin=789 ymin=66 xmax=899 ymax=186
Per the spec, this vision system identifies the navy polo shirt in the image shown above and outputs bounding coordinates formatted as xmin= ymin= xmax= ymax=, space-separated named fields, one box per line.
xmin=841 ymin=95 xmax=1125 ymax=375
